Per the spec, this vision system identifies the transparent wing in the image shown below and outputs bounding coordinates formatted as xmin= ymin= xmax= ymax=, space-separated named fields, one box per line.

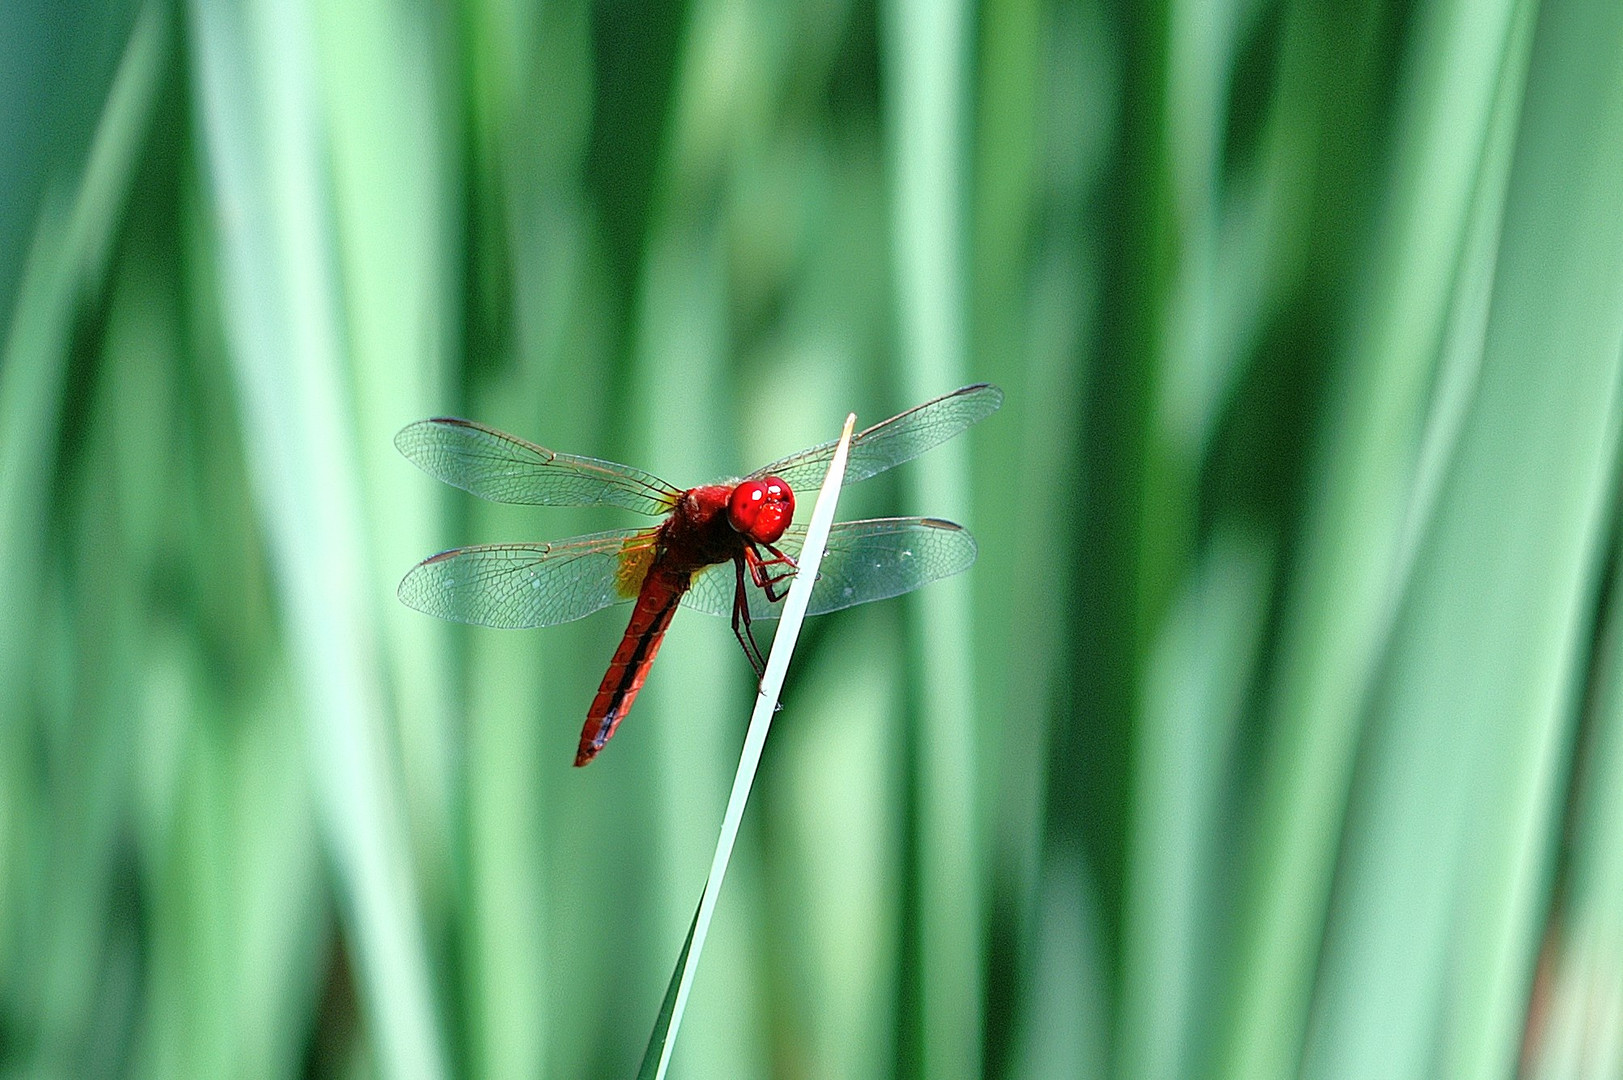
xmin=399 ymin=528 xmax=659 ymax=629
xmin=681 ymin=517 xmax=978 ymax=621
xmin=396 ymin=418 xmax=683 ymax=515
xmin=748 ymin=383 xmax=1002 ymax=493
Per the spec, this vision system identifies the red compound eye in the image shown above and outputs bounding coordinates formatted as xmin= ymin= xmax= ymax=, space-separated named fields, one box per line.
xmin=728 ymin=477 xmax=794 ymax=544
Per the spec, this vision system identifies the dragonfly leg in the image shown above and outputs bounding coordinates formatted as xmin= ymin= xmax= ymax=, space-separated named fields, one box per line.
xmin=760 ymin=542 xmax=798 ymax=581
xmin=758 ymin=542 xmax=797 ymax=569
xmin=731 ymin=556 xmax=768 ymax=679
xmin=745 ymin=543 xmax=797 ymax=603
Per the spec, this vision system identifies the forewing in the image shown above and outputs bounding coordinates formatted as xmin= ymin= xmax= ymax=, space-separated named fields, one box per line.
xmin=681 ymin=517 xmax=978 ymax=621
xmin=396 ymin=418 xmax=682 ymax=515
xmin=399 ymin=528 xmax=659 ymax=629
xmin=749 ymin=383 xmax=1002 ymax=492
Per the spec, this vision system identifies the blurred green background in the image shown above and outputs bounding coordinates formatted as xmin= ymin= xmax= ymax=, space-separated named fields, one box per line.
xmin=5 ymin=0 xmax=1623 ymax=1077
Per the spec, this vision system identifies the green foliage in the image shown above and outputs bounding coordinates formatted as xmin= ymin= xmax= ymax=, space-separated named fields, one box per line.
xmin=4 ymin=0 xmax=1623 ymax=1076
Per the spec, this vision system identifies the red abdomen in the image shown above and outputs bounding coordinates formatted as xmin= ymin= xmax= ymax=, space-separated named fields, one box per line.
xmin=577 ymin=566 xmax=688 ymax=766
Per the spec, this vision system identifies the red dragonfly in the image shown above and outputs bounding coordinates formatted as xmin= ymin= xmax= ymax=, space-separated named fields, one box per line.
xmin=396 ymin=383 xmax=1002 ymax=765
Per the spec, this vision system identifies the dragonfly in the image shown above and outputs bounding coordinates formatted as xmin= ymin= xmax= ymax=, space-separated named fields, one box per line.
xmin=396 ymin=383 xmax=1002 ymax=766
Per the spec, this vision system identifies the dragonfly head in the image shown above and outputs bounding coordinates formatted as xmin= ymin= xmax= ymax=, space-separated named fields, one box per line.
xmin=728 ymin=476 xmax=794 ymax=544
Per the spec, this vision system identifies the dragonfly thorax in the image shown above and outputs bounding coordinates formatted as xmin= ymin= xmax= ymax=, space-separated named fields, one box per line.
xmin=658 ymin=485 xmax=760 ymax=573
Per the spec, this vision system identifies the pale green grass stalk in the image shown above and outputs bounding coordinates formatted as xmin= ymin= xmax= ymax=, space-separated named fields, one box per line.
xmin=313 ymin=0 xmax=458 ymax=920
xmin=883 ymin=3 xmax=984 ymax=1079
xmin=0 ymin=0 xmax=165 ymax=732
xmin=187 ymin=0 xmax=446 ymax=1074
xmin=1529 ymin=502 xmax=1623 ymax=1080
xmin=641 ymin=413 xmax=856 ymax=1080
xmin=1119 ymin=526 xmax=1274 ymax=1080
xmin=1303 ymin=0 xmax=1623 ymax=1073
xmin=0 ymin=9 xmax=166 ymax=1040
xmin=1220 ymin=1 xmax=1535 ymax=1076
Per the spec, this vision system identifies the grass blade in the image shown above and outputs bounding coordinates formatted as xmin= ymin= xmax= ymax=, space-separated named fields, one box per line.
xmin=0 ymin=13 xmax=166 ymax=1040
xmin=883 ymin=1 xmax=984 ymax=1076
xmin=636 ymin=905 xmax=699 ymax=1080
xmin=187 ymin=0 xmax=446 ymax=1073
xmin=1220 ymin=2 xmax=1535 ymax=1075
xmin=0 ymin=0 xmax=165 ymax=719
xmin=1118 ymin=525 xmax=1274 ymax=1080
xmin=1303 ymin=0 xmax=1623 ymax=1071
xmin=641 ymin=412 xmax=856 ymax=1080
